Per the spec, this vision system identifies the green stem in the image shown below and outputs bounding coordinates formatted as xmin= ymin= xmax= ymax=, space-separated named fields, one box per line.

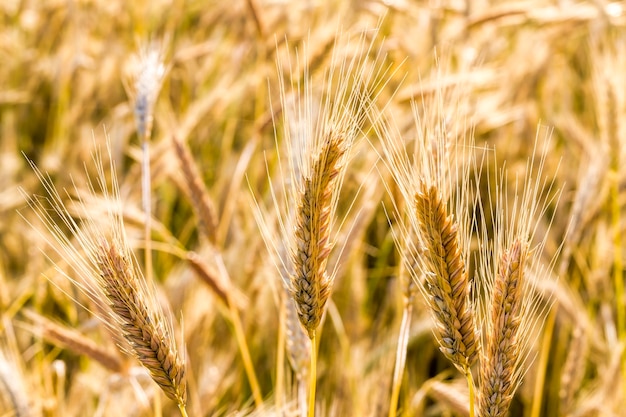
xmin=308 ymin=331 xmax=317 ymax=417
xmin=228 ymin=300 xmax=263 ymax=407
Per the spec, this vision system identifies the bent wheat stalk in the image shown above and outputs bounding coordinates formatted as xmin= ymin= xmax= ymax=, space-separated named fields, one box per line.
xmin=23 ymin=143 xmax=188 ymax=416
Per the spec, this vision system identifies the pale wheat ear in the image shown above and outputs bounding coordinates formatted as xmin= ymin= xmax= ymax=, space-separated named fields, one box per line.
xmin=476 ymin=129 xmax=562 ymax=417
xmin=123 ymin=40 xmax=168 ymax=288
xmin=124 ymin=41 xmax=167 ymax=143
xmin=0 ymin=335 xmax=36 ymax=417
xmin=22 ymin=138 xmax=189 ymax=416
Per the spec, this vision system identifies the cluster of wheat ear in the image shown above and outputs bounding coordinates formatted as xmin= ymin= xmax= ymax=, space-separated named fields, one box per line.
xmin=19 ymin=27 xmax=564 ymax=417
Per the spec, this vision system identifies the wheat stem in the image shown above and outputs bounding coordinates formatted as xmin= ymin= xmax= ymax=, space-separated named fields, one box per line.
xmin=178 ymin=404 xmax=189 ymax=417
xmin=388 ymin=283 xmax=414 ymax=417
xmin=531 ymin=307 xmax=557 ymax=417
xmin=466 ymin=369 xmax=476 ymax=417
xmin=308 ymin=330 xmax=317 ymax=417
xmin=611 ymin=175 xmax=624 ymax=338
xmin=228 ymin=295 xmax=263 ymax=407
xmin=142 ymin=139 xmax=154 ymax=285
xmin=276 ymin=294 xmax=287 ymax=410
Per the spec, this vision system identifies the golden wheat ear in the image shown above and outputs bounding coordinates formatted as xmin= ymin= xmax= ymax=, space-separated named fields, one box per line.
xmin=372 ymin=57 xmax=481 ymax=416
xmin=25 ymin=310 xmax=126 ymax=374
xmin=414 ymin=181 xmax=479 ymax=371
xmin=478 ymin=238 xmax=528 ymax=417
xmin=476 ymin=132 xmax=562 ymax=417
xmin=250 ymin=27 xmax=393 ymax=417
xmin=290 ymin=132 xmax=345 ymax=338
xmin=22 ymin=140 xmax=188 ymax=415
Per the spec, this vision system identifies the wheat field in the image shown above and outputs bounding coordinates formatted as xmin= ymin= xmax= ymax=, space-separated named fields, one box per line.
xmin=1 ymin=1 xmax=625 ymax=416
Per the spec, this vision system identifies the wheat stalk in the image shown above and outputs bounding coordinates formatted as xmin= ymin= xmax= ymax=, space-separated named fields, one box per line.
xmin=477 ymin=131 xmax=560 ymax=417
xmin=251 ymin=28 xmax=391 ymax=417
xmin=373 ymin=58 xmax=480 ymax=416
xmin=23 ymin=141 xmax=188 ymax=415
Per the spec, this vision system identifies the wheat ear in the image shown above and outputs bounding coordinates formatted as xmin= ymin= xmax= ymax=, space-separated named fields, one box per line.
xmin=126 ymin=41 xmax=166 ymax=287
xmin=477 ymin=239 xmax=527 ymax=417
xmin=23 ymin=143 xmax=188 ymax=416
xmin=95 ymin=238 xmax=187 ymax=406
xmin=478 ymin=131 xmax=561 ymax=417
xmin=250 ymin=27 xmax=390 ymax=417
xmin=172 ymin=136 xmax=262 ymax=405
xmin=0 ymin=348 xmax=34 ymax=417
xmin=291 ymin=132 xmax=346 ymax=417
xmin=290 ymin=133 xmax=344 ymax=338
xmin=172 ymin=137 xmax=218 ymax=245
xmin=372 ymin=58 xmax=480 ymax=416
xmin=25 ymin=310 xmax=125 ymax=374
xmin=559 ymin=324 xmax=588 ymax=415
xmin=414 ymin=182 xmax=479 ymax=372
